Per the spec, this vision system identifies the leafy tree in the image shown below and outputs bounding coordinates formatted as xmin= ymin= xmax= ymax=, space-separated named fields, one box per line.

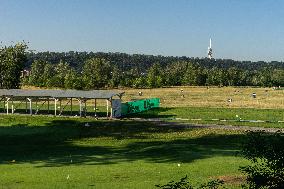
xmin=258 ymin=67 xmax=273 ymax=87
xmin=227 ymin=67 xmax=240 ymax=86
xmin=45 ymin=76 xmax=62 ymax=88
xmin=239 ymin=70 xmax=253 ymax=86
xmin=206 ymin=67 xmax=226 ymax=86
xmin=42 ymin=63 xmax=54 ymax=87
xmin=147 ymin=63 xmax=163 ymax=88
xmin=109 ymin=66 xmax=121 ymax=88
xmin=132 ymin=76 xmax=147 ymax=88
xmin=271 ymin=69 xmax=284 ymax=86
xmin=54 ymin=60 xmax=71 ymax=88
xmin=0 ymin=43 xmax=28 ymax=89
xmin=119 ymin=75 xmax=134 ymax=87
xmin=183 ymin=63 xmax=206 ymax=86
xmin=29 ymin=60 xmax=48 ymax=87
xmin=82 ymin=58 xmax=111 ymax=89
xmin=164 ymin=61 xmax=187 ymax=86
xmin=64 ymin=68 xmax=83 ymax=89
xmin=251 ymin=71 xmax=262 ymax=86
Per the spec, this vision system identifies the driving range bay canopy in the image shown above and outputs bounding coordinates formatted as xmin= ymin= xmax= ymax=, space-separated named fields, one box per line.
xmin=0 ymin=89 xmax=124 ymax=99
xmin=0 ymin=89 xmax=125 ymax=117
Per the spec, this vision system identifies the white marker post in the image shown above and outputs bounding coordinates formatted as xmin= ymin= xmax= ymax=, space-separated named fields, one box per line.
xmin=6 ymin=97 xmax=10 ymax=115
xmin=27 ymin=98 xmax=32 ymax=115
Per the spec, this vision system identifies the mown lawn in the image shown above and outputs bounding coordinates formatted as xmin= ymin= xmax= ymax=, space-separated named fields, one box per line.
xmin=133 ymin=107 xmax=284 ymax=128
xmin=122 ymin=86 xmax=284 ymax=109
xmin=0 ymin=115 xmax=248 ymax=189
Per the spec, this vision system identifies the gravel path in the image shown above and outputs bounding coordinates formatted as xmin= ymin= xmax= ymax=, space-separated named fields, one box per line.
xmin=129 ymin=118 xmax=284 ymax=133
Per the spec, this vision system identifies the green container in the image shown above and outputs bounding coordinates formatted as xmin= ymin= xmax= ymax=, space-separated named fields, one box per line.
xmin=121 ymin=98 xmax=160 ymax=115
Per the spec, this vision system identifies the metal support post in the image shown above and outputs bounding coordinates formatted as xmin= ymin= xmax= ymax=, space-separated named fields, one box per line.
xmin=5 ymin=97 xmax=10 ymax=115
xmin=11 ymin=98 xmax=14 ymax=114
xmin=59 ymin=100 xmax=62 ymax=114
xmin=70 ymin=98 xmax=73 ymax=115
xmin=25 ymin=99 xmax=28 ymax=113
xmin=27 ymin=98 xmax=32 ymax=115
xmin=77 ymin=99 xmax=82 ymax=117
xmin=110 ymin=98 xmax=113 ymax=118
xmin=94 ymin=99 xmax=97 ymax=117
xmin=84 ymin=100 xmax=87 ymax=117
xmin=47 ymin=98 xmax=50 ymax=114
xmin=54 ymin=99 xmax=59 ymax=116
xmin=106 ymin=99 xmax=109 ymax=119
xmin=3 ymin=98 xmax=5 ymax=113
xmin=35 ymin=99 xmax=38 ymax=114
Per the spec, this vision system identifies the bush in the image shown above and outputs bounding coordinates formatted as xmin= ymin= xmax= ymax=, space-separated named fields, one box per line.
xmin=155 ymin=175 xmax=224 ymax=189
xmin=239 ymin=131 xmax=284 ymax=189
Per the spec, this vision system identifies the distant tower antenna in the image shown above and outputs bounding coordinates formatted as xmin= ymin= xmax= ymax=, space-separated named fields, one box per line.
xmin=207 ymin=38 xmax=213 ymax=59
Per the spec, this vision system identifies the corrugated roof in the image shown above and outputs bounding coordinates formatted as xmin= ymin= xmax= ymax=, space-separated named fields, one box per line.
xmin=0 ymin=89 xmax=124 ymax=99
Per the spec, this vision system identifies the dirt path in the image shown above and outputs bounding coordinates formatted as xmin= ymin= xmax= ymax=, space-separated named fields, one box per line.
xmin=128 ymin=118 xmax=284 ymax=133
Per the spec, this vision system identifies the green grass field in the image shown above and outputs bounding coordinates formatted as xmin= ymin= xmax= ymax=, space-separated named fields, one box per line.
xmin=122 ymin=86 xmax=284 ymax=109
xmin=1 ymin=86 xmax=283 ymax=188
xmin=124 ymin=87 xmax=284 ymax=128
xmin=132 ymin=107 xmax=284 ymax=128
xmin=0 ymin=115 xmax=247 ymax=189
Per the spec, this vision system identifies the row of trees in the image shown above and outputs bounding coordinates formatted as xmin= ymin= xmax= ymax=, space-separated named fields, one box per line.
xmin=24 ymin=58 xmax=114 ymax=89
xmin=0 ymin=43 xmax=283 ymax=89
xmin=123 ymin=62 xmax=283 ymax=88
xmin=23 ymin=58 xmax=284 ymax=89
xmin=26 ymin=51 xmax=284 ymax=73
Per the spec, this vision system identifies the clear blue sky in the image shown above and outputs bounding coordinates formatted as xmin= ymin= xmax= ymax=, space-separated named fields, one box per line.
xmin=1 ymin=0 xmax=284 ymax=61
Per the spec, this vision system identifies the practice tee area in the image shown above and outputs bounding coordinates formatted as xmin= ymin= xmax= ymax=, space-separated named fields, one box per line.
xmin=0 ymin=89 xmax=124 ymax=118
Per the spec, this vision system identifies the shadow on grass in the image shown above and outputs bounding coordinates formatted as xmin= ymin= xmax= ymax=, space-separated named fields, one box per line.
xmin=0 ymin=118 xmax=244 ymax=167
xmin=0 ymin=107 xmax=174 ymax=118
xmin=0 ymin=108 xmax=107 ymax=117
xmin=124 ymin=107 xmax=176 ymax=119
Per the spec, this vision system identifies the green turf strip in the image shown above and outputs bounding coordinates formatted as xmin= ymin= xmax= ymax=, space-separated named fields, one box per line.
xmin=0 ymin=115 xmax=247 ymax=188
xmin=132 ymin=107 xmax=284 ymax=128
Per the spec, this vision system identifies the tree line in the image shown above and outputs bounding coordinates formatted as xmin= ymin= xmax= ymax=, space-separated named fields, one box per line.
xmin=23 ymin=58 xmax=284 ymax=89
xmin=26 ymin=51 xmax=284 ymax=72
xmin=0 ymin=44 xmax=283 ymax=89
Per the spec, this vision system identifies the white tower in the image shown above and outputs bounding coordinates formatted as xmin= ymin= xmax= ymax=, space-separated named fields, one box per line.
xmin=207 ymin=38 xmax=213 ymax=59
